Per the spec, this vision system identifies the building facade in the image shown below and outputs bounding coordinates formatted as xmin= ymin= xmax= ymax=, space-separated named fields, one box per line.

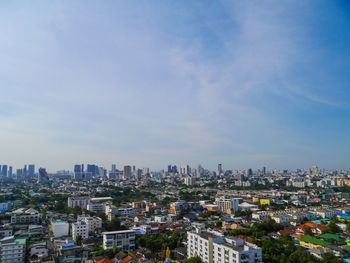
xmin=102 ymin=230 xmax=136 ymax=251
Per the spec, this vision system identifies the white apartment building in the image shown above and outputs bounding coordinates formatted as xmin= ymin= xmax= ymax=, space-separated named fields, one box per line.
xmin=87 ymin=202 xmax=106 ymax=213
xmin=72 ymin=221 xmax=89 ymax=240
xmin=77 ymin=215 xmax=102 ymax=233
xmin=184 ymin=177 xmax=196 ymax=186
xmin=0 ymin=236 xmax=26 ymax=263
xmin=52 ymin=221 xmax=69 ymax=237
xmin=215 ymin=197 xmax=239 ymax=213
xmin=67 ymin=196 xmax=90 ymax=209
xmin=105 ymin=204 xmax=118 ymax=221
xmin=272 ymin=214 xmax=293 ymax=224
xmin=187 ymin=230 xmax=262 ymax=263
xmin=11 ymin=208 xmax=40 ymax=224
xmin=102 ymin=230 xmax=136 ymax=251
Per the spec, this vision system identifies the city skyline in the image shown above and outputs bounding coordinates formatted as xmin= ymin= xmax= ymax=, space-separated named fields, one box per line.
xmin=1 ymin=1 xmax=350 ymax=171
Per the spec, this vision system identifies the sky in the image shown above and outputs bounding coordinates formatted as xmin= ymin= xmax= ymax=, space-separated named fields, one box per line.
xmin=0 ymin=0 xmax=350 ymax=172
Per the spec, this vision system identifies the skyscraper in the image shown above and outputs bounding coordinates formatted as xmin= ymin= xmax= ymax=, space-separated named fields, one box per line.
xmin=8 ymin=166 xmax=12 ymax=178
xmin=38 ymin=167 xmax=49 ymax=183
xmin=218 ymin=164 xmax=223 ymax=174
xmin=123 ymin=165 xmax=132 ymax=180
xmin=262 ymin=166 xmax=266 ymax=175
xmin=28 ymin=164 xmax=35 ymax=177
xmin=111 ymin=164 xmax=116 ymax=172
xmin=2 ymin=165 xmax=8 ymax=177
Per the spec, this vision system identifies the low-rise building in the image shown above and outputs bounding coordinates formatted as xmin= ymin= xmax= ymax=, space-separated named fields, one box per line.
xmin=72 ymin=221 xmax=89 ymax=240
xmin=11 ymin=208 xmax=40 ymax=224
xmin=102 ymin=230 xmax=136 ymax=251
xmin=0 ymin=236 xmax=26 ymax=263
xmin=187 ymin=229 xmax=263 ymax=263
xmin=52 ymin=221 xmax=69 ymax=238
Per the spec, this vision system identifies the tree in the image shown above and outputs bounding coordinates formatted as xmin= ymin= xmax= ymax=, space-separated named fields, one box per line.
xmin=327 ymin=222 xmax=341 ymax=234
xmin=75 ymin=235 xmax=82 ymax=246
xmin=216 ymin=221 xmax=223 ymax=228
xmin=304 ymin=227 xmax=313 ymax=236
xmin=185 ymin=256 xmax=202 ymax=263
xmin=346 ymin=223 xmax=350 ymax=232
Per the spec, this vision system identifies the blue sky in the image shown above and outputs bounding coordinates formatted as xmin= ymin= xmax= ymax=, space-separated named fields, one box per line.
xmin=0 ymin=1 xmax=349 ymax=172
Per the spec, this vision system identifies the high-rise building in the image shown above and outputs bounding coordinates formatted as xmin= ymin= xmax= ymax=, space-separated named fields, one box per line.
xmin=123 ymin=166 xmax=132 ymax=180
xmin=8 ymin=166 xmax=12 ymax=178
xmin=38 ymin=168 xmax=49 ymax=184
xmin=312 ymin=165 xmax=319 ymax=175
xmin=1 ymin=165 xmax=7 ymax=177
xmin=218 ymin=164 xmax=223 ymax=174
xmin=111 ymin=164 xmax=116 ymax=172
xmin=262 ymin=166 xmax=266 ymax=175
xmin=246 ymin=168 xmax=253 ymax=177
xmin=28 ymin=164 xmax=35 ymax=177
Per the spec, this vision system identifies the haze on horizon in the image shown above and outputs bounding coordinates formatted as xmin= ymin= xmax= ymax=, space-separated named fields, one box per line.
xmin=0 ymin=1 xmax=350 ymax=172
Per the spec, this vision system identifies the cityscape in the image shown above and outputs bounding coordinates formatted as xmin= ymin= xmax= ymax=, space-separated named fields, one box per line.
xmin=1 ymin=163 xmax=350 ymax=262
xmin=1 ymin=1 xmax=350 ymax=263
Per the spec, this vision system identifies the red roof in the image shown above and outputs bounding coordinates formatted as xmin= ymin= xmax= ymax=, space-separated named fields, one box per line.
xmin=96 ymin=259 xmax=114 ymax=263
xmin=278 ymin=229 xmax=295 ymax=236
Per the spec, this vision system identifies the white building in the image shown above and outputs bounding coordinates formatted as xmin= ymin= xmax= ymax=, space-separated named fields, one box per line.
xmin=0 ymin=203 xmax=13 ymax=212
xmin=105 ymin=204 xmax=118 ymax=221
xmin=154 ymin=216 xmax=166 ymax=223
xmin=11 ymin=208 xmax=40 ymax=224
xmin=52 ymin=221 xmax=69 ymax=238
xmin=272 ymin=214 xmax=293 ymax=224
xmin=0 ymin=236 xmax=26 ymax=263
xmin=77 ymin=215 xmax=102 ymax=233
xmin=215 ymin=197 xmax=239 ymax=213
xmin=87 ymin=202 xmax=106 ymax=213
xmin=72 ymin=221 xmax=89 ymax=240
xmin=187 ymin=230 xmax=262 ymax=263
xmin=184 ymin=177 xmax=196 ymax=186
xmin=102 ymin=230 xmax=136 ymax=251
xmin=67 ymin=196 xmax=90 ymax=209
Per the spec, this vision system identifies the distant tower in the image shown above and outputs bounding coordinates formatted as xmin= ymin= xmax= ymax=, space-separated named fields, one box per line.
xmin=28 ymin=164 xmax=35 ymax=177
xmin=2 ymin=165 xmax=7 ymax=177
xmin=262 ymin=166 xmax=266 ymax=175
xmin=312 ymin=165 xmax=319 ymax=175
xmin=38 ymin=168 xmax=49 ymax=183
xmin=111 ymin=164 xmax=116 ymax=172
xmin=123 ymin=165 xmax=132 ymax=180
xmin=218 ymin=164 xmax=223 ymax=174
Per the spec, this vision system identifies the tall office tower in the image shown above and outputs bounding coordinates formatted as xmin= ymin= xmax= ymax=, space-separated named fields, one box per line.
xmin=2 ymin=165 xmax=8 ymax=177
xmin=132 ymin=166 xmax=136 ymax=172
xmin=142 ymin=168 xmax=150 ymax=176
xmin=8 ymin=166 xmax=12 ymax=178
xmin=111 ymin=164 xmax=117 ymax=172
xmin=38 ymin=168 xmax=49 ymax=183
xmin=246 ymin=168 xmax=253 ymax=177
xmin=74 ymin=164 xmax=83 ymax=173
xmin=28 ymin=164 xmax=35 ymax=177
xmin=218 ymin=164 xmax=223 ymax=174
xmin=123 ymin=165 xmax=132 ymax=180
xmin=172 ymin=165 xmax=178 ymax=173
xmin=23 ymin=165 xmax=27 ymax=178
xmin=180 ymin=165 xmax=190 ymax=175
xmin=136 ymin=169 xmax=142 ymax=181
xmin=198 ymin=164 xmax=204 ymax=176
xmin=167 ymin=165 xmax=172 ymax=173
xmin=262 ymin=166 xmax=266 ymax=175
xmin=16 ymin=169 xmax=23 ymax=180
xmin=312 ymin=165 xmax=319 ymax=175
xmin=87 ymin=164 xmax=99 ymax=177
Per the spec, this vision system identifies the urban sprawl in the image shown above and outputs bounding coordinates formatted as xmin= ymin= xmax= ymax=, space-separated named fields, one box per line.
xmin=0 ymin=163 xmax=349 ymax=263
